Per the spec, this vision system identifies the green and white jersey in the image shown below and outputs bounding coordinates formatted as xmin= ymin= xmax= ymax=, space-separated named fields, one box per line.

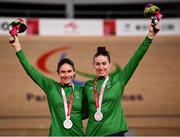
xmin=83 ymin=36 xmax=152 ymax=136
xmin=16 ymin=51 xmax=85 ymax=136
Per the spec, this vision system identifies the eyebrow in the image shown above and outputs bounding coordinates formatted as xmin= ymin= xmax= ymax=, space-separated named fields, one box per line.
xmin=60 ymin=69 xmax=73 ymax=72
xmin=95 ymin=61 xmax=107 ymax=63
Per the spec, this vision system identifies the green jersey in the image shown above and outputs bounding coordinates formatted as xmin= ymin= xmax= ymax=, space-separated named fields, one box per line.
xmin=16 ymin=51 xmax=85 ymax=136
xmin=83 ymin=36 xmax=152 ymax=136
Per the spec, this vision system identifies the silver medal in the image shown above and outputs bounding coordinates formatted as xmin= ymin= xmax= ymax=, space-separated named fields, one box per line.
xmin=63 ymin=119 xmax=73 ymax=129
xmin=94 ymin=111 xmax=103 ymax=121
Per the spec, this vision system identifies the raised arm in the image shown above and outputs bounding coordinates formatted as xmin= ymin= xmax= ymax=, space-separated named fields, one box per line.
xmin=121 ymin=23 xmax=160 ymax=86
xmin=9 ymin=36 xmax=54 ymax=94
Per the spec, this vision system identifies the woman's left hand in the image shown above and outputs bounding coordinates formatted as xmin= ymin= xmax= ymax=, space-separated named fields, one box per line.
xmin=147 ymin=22 xmax=160 ymax=39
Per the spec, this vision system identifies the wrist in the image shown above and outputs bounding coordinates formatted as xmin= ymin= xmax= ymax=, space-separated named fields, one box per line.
xmin=147 ymin=33 xmax=154 ymax=39
xmin=15 ymin=46 xmax=21 ymax=52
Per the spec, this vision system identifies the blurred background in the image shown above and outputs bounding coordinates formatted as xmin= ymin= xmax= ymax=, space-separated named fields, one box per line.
xmin=0 ymin=0 xmax=180 ymax=136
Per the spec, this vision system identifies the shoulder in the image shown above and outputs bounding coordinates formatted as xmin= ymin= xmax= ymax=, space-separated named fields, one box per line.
xmin=72 ymin=81 xmax=85 ymax=93
xmin=83 ymin=80 xmax=94 ymax=93
xmin=84 ymin=80 xmax=94 ymax=87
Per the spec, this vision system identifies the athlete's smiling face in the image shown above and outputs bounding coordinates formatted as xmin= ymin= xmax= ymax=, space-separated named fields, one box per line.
xmin=58 ymin=63 xmax=75 ymax=85
xmin=93 ymin=55 xmax=111 ymax=77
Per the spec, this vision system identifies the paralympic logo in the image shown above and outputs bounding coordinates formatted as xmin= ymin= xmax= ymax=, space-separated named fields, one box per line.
xmin=36 ymin=45 xmax=121 ymax=86
xmin=36 ymin=46 xmax=95 ymax=86
xmin=35 ymin=46 xmax=143 ymax=102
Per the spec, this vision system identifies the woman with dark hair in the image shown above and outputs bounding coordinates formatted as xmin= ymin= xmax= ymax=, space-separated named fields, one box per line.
xmin=83 ymin=23 xmax=160 ymax=136
xmin=9 ymin=36 xmax=86 ymax=136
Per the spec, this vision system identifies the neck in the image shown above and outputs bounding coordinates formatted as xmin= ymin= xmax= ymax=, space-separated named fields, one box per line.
xmin=96 ymin=75 xmax=109 ymax=81
xmin=60 ymin=82 xmax=72 ymax=87
xmin=97 ymin=74 xmax=109 ymax=78
xmin=104 ymin=74 xmax=109 ymax=78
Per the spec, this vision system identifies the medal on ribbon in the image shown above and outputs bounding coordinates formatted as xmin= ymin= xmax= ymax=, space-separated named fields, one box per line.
xmin=93 ymin=76 xmax=109 ymax=121
xmin=61 ymin=83 xmax=74 ymax=129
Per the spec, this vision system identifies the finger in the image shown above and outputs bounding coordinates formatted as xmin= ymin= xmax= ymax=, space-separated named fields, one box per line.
xmin=155 ymin=24 xmax=160 ymax=30
xmin=9 ymin=36 xmax=15 ymax=44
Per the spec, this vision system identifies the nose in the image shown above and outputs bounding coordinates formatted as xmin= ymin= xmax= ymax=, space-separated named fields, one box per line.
xmin=99 ymin=64 xmax=103 ymax=69
xmin=64 ymin=72 xmax=68 ymax=76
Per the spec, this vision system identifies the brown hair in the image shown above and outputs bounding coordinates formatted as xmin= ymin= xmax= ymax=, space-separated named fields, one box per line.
xmin=57 ymin=58 xmax=75 ymax=74
xmin=93 ymin=46 xmax=111 ymax=63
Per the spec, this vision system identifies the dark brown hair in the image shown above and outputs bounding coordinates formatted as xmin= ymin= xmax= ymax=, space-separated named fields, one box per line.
xmin=93 ymin=46 xmax=111 ymax=63
xmin=57 ymin=58 xmax=75 ymax=74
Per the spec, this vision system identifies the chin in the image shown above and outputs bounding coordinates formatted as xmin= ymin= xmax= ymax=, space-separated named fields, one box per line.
xmin=98 ymin=74 xmax=106 ymax=77
xmin=65 ymin=81 xmax=71 ymax=84
xmin=62 ymin=80 xmax=71 ymax=85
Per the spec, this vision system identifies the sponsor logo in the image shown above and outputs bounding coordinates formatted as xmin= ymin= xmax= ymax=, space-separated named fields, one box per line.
xmin=161 ymin=23 xmax=175 ymax=31
xmin=0 ymin=21 xmax=9 ymax=31
xmin=64 ymin=21 xmax=78 ymax=32
xmin=135 ymin=24 xmax=148 ymax=31
xmin=26 ymin=92 xmax=143 ymax=102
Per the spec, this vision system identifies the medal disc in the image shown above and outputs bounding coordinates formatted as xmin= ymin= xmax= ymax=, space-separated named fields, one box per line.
xmin=94 ymin=111 xmax=103 ymax=121
xmin=63 ymin=119 xmax=73 ymax=129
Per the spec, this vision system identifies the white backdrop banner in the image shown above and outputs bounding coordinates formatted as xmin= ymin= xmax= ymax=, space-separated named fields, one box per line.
xmin=39 ymin=19 xmax=104 ymax=36
xmin=116 ymin=18 xmax=180 ymax=36
xmin=0 ymin=17 xmax=180 ymax=36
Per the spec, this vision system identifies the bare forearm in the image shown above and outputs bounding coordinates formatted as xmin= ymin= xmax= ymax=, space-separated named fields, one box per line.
xmin=9 ymin=36 xmax=22 ymax=52
xmin=147 ymin=22 xmax=160 ymax=39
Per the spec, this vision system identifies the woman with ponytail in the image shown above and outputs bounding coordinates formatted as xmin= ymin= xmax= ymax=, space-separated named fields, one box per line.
xmin=83 ymin=22 xmax=160 ymax=136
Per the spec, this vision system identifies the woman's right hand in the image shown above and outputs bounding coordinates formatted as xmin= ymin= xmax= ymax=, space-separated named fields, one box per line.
xmin=147 ymin=22 xmax=160 ymax=39
xmin=9 ymin=36 xmax=21 ymax=51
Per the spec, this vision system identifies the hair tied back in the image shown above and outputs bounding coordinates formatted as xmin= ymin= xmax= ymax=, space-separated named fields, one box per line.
xmin=97 ymin=46 xmax=109 ymax=54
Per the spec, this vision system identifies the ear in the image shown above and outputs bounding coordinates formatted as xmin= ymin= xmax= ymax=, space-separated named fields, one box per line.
xmin=109 ymin=62 xmax=112 ymax=68
xmin=73 ymin=71 xmax=76 ymax=79
xmin=93 ymin=61 xmax=96 ymax=68
xmin=57 ymin=72 xmax=60 ymax=76
xmin=93 ymin=64 xmax=95 ymax=68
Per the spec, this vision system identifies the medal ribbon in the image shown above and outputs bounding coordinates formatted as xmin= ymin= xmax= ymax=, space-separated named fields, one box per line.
xmin=93 ymin=80 xmax=99 ymax=108
xmin=93 ymin=76 xmax=109 ymax=111
xmin=61 ymin=82 xmax=74 ymax=119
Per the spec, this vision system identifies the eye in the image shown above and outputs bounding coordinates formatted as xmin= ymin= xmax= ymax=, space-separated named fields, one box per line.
xmin=67 ymin=70 xmax=73 ymax=73
xmin=60 ymin=70 xmax=65 ymax=74
xmin=95 ymin=62 xmax=100 ymax=66
xmin=102 ymin=62 xmax=107 ymax=65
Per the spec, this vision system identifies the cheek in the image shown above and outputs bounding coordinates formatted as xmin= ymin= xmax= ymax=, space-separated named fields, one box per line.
xmin=107 ymin=65 xmax=111 ymax=69
xmin=105 ymin=65 xmax=111 ymax=71
xmin=71 ymin=72 xmax=75 ymax=77
xmin=95 ymin=66 xmax=101 ymax=71
xmin=59 ymin=74 xmax=64 ymax=79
